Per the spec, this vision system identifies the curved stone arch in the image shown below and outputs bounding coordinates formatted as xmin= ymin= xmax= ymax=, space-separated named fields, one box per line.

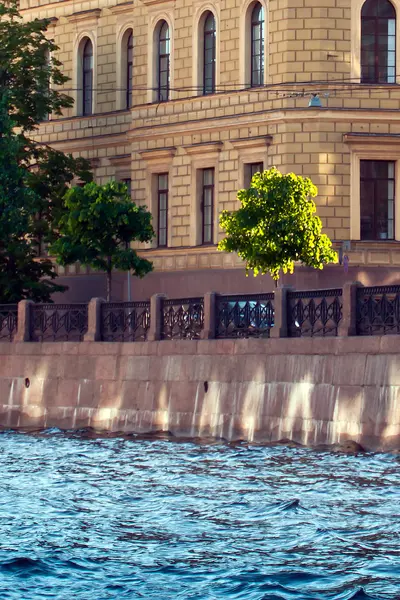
xmin=73 ymin=31 xmax=97 ymax=115
xmin=192 ymin=3 xmax=220 ymax=96
xmin=147 ymin=13 xmax=174 ymax=102
xmin=239 ymin=0 xmax=268 ymax=89
xmin=352 ymin=0 xmax=399 ymax=82
xmin=116 ymin=24 xmax=134 ymax=110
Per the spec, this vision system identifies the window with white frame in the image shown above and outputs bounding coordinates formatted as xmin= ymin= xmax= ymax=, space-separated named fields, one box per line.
xmin=360 ymin=160 xmax=395 ymax=240
xmin=361 ymin=0 xmax=396 ymax=83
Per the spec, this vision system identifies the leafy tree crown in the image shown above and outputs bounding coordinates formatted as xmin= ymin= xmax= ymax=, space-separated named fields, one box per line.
xmin=218 ymin=167 xmax=338 ymax=280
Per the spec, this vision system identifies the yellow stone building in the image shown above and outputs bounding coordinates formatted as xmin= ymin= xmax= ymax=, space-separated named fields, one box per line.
xmin=21 ymin=0 xmax=400 ymax=299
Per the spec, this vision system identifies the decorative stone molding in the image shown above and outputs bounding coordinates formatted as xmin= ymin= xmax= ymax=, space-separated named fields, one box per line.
xmin=109 ymin=154 xmax=131 ymax=167
xmin=184 ymin=141 xmax=223 ymax=157
xmin=67 ymin=9 xmax=101 ymax=27
xmin=109 ymin=2 xmax=134 ymax=15
xmin=142 ymin=0 xmax=175 ymax=7
xmin=230 ymin=135 xmax=272 ymax=150
xmin=139 ymin=147 xmax=177 ymax=165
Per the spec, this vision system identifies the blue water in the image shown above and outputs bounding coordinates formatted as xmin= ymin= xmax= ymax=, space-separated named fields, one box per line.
xmin=0 ymin=432 xmax=398 ymax=599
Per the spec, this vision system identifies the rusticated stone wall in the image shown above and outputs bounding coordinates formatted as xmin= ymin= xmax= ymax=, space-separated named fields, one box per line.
xmin=1 ymin=336 xmax=400 ymax=450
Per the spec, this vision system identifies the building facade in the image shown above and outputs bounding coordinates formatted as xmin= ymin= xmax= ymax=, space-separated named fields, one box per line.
xmin=21 ymin=0 xmax=400 ymax=300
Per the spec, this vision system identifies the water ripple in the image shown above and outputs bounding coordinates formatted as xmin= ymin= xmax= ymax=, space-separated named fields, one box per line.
xmin=0 ymin=432 xmax=397 ymax=598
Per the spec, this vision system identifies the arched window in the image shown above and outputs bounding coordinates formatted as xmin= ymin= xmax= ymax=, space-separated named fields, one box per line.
xmin=203 ymin=12 xmax=216 ymax=95
xmin=158 ymin=21 xmax=170 ymax=102
xmin=126 ymin=31 xmax=133 ymax=108
xmin=82 ymin=39 xmax=93 ymax=115
xmin=361 ymin=0 xmax=396 ymax=83
xmin=251 ymin=3 xmax=264 ymax=87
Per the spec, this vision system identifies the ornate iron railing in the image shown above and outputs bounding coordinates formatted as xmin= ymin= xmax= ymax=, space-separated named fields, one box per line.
xmin=357 ymin=285 xmax=400 ymax=336
xmin=216 ymin=293 xmax=274 ymax=338
xmin=287 ymin=289 xmax=342 ymax=337
xmin=162 ymin=297 xmax=204 ymax=340
xmin=0 ymin=305 xmax=18 ymax=341
xmin=101 ymin=301 xmax=150 ymax=342
xmin=30 ymin=304 xmax=88 ymax=342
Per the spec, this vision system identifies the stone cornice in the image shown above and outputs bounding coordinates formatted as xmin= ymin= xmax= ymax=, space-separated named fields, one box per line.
xmin=139 ymin=147 xmax=176 ymax=163
xmin=66 ymin=9 xmax=101 ymax=25
xmin=108 ymin=154 xmax=131 ymax=167
xmin=183 ymin=141 xmax=223 ymax=156
xmin=129 ymin=108 xmax=400 ymax=141
xmin=141 ymin=0 xmax=174 ymax=7
xmin=344 ymin=133 xmax=400 ymax=146
xmin=230 ymin=136 xmax=273 ymax=150
xmin=109 ymin=1 xmax=134 ymax=14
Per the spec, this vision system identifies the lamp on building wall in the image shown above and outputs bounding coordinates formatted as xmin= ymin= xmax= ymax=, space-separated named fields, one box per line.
xmin=308 ymin=94 xmax=322 ymax=108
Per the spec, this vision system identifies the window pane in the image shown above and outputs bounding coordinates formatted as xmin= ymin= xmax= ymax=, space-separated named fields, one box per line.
xmin=360 ymin=160 xmax=395 ymax=240
xmin=202 ymin=168 xmax=214 ymax=244
xmin=157 ymin=173 xmax=168 ymax=247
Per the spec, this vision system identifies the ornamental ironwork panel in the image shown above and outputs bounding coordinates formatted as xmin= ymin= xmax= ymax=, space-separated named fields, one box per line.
xmin=101 ymin=302 xmax=150 ymax=342
xmin=216 ymin=293 xmax=274 ymax=339
xmin=31 ymin=304 xmax=88 ymax=342
xmin=287 ymin=289 xmax=342 ymax=337
xmin=0 ymin=305 xmax=18 ymax=341
xmin=162 ymin=298 xmax=204 ymax=340
xmin=357 ymin=285 xmax=400 ymax=336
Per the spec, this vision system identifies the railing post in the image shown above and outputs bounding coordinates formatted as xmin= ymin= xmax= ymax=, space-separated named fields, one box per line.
xmin=201 ymin=292 xmax=217 ymax=339
xmin=83 ymin=298 xmax=104 ymax=342
xmin=270 ymin=285 xmax=292 ymax=338
xmin=338 ymin=282 xmax=362 ymax=337
xmin=147 ymin=293 xmax=165 ymax=341
xmin=14 ymin=300 xmax=33 ymax=342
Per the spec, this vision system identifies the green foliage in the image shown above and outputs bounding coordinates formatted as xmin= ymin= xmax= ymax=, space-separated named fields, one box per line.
xmin=0 ymin=1 xmax=93 ymax=302
xmin=50 ymin=181 xmax=155 ymax=300
xmin=0 ymin=1 xmax=72 ymax=131
xmin=0 ymin=104 xmax=66 ymax=302
xmin=218 ymin=167 xmax=338 ymax=280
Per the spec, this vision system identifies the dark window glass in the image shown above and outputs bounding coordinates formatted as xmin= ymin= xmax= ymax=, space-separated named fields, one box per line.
xmin=360 ymin=160 xmax=395 ymax=240
xmin=361 ymin=0 xmax=396 ymax=83
xmin=203 ymin=12 xmax=216 ymax=95
xmin=82 ymin=39 xmax=93 ymax=116
xmin=245 ymin=162 xmax=264 ymax=186
xmin=158 ymin=173 xmax=168 ymax=247
xmin=122 ymin=178 xmax=132 ymax=196
xmin=251 ymin=3 xmax=264 ymax=87
xmin=158 ymin=21 xmax=170 ymax=102
xmin=202 ymin=168 xmax=214 ymax=244
xmin=126 ymin=32 xmax=133 ymax=109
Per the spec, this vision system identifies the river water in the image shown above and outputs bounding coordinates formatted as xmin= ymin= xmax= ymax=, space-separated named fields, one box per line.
xmin=0 ymin=432 xmax=398 ymax=599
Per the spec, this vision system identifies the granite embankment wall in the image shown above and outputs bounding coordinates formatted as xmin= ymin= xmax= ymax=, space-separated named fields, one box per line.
xmin=0 ymin=337 xmax=399 ymax=451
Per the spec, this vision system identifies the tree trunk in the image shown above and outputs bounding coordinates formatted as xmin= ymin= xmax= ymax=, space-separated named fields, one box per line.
xmin=106 ymin=256 xmax=112 ymax=302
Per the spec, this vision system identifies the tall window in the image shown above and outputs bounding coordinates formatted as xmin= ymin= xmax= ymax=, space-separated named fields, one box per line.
xmin=245 ymin=161 xmax=264 ymax=186
xmin=126 ymin=32 xmax=133 ymax=108
xmin=82 ymin=39 xmax=93 ymax=116
xmin=158 ymin=21 xmax=170 ymax=102
xmin=122 ymin=178 xmax=132 ymax=196
xmin=251 ymin=3 xmax=264 ymax=87
xmin=360 ymin=160 xmax=395 ymax=240
xmin=157 ymin=173 xmax=168 ymax=247
xmin=203 ymin=12 xmax=216 ymax=95
xmin=201 ymin=168 xmax=214 ymax=244
xmin=361 ymin=0 xmax=396 ymax=84
xmin=42 ymin=49 xmax=51 ymax=121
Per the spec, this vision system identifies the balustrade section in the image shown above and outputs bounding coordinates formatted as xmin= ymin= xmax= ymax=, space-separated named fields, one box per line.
xmin=31 ymin=304 xmax=88 ymax=342
xmin=0 ymin=305 xmax=18 ymax=341
xmin=287 ymin=289 xmax=342 ymax=337
xmin=101 ymin=302 xmax=150 ymax=342
xmin=357 ymin=285 xmax=400 ymax=335
xmin=162 ymin=298 xmax=204 ymax=340
xmin=216 ymin=293 xmax=274 ymax=338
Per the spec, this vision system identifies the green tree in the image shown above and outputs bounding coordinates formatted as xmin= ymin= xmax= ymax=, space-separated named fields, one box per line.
xmin=0 ymin=104 xmax=66 ymax=302
xmin=218 ymin=167 xmax=337 ymax=281
xmin=0 ymin=0 xmax=92 ymax=301
xmin=51 ymin=182 xmax=155 ymax=301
